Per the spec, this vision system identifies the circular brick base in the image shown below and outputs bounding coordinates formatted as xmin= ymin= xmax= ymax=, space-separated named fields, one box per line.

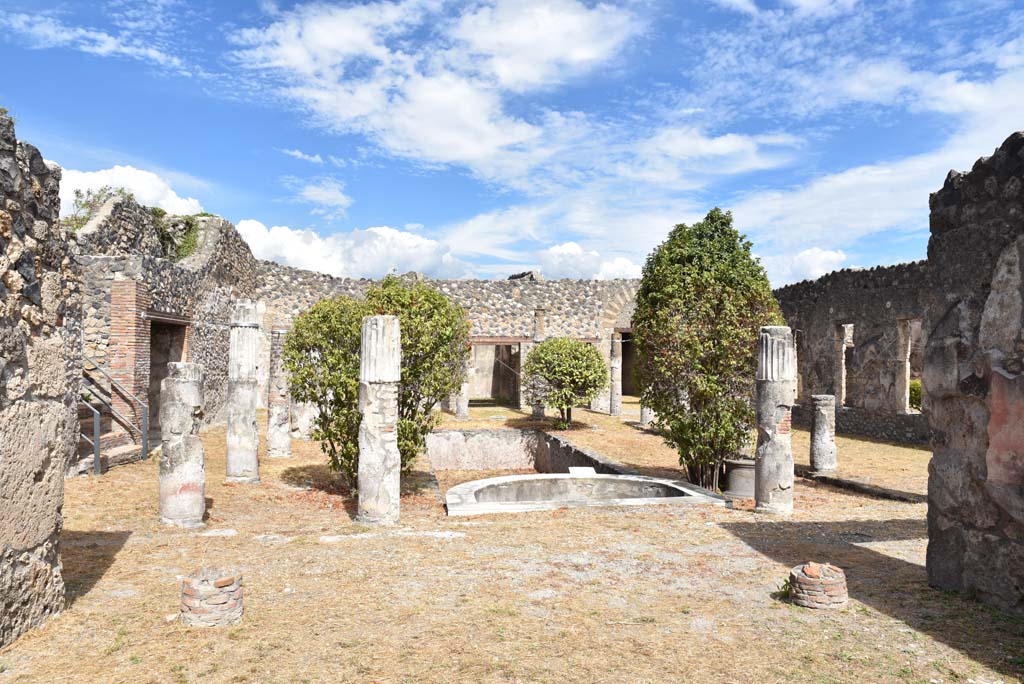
xmin=180 ymin=568 xmax=244 ymax=627
xmin=789 ymin=562 xmax=848 ymax=609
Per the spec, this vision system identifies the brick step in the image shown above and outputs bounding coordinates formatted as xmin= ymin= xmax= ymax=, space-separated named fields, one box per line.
xmin=77 ymin=428 xmax=134 ymax=456
xmin=67 ymin=443 xmax=144 ymax=477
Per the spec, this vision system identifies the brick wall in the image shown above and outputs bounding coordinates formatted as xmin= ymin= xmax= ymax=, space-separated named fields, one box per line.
xmin=108 ymin=278 xmax=151 ymax=435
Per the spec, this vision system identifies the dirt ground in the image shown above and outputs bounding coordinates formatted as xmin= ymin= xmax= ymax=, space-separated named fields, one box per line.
xmin=1 ymin=411 xmax=1021 ymax=684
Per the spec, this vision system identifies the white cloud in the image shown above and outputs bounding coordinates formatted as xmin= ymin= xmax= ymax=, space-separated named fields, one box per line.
xmin=284 ymin=177 xmax=353 ymax=219
xmin=450 ymin=0 xmax=641 ymax=92
xmin=623 ymin=127 xmax=800 ymax=186
xmin=758 ymin=247 xmax=848 ymax=286
xmin=0 ymin=11 xmax=184 ymax=70
xmin=236 ymin=219 xmax=468 ymax=278
xmin=278 ymin=148 xmax=324 ymax=164
xmin=228 ymin=0 xmax=640 ymax=181
xmin=537 ymin=241 xmax=641 ymax=280
xmin=59 ymin=165 xmax=203 ymax=215
xmin=709 ymin=0 xmax=760 ymax=15
xmin=732 ymin=65 xmax=1024 ymax=252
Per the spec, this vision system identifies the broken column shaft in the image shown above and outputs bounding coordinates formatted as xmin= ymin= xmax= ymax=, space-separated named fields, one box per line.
xmin=159 ymin=362 xmax=206 ymax=528
xmin=267 ymin=329 xmax=291 ymax=459
xmin=226 ymin=299 xmax=260 ymax=483
xmin=810 ymin=394 xmax=838 ymax=472
xmin=754 ymin=325 xmax=796 ymax=515
xmin=357 ymin=315 xmax=402 ymax=525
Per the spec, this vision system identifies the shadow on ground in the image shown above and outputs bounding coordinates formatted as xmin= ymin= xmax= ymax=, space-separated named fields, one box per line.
xmin=279 ymin=463 xmax=440 ymax=519
xmin=60 ymin=530 xmax=131 ymax=605
xmin=722 ymin=517 xmax=1024 ymax=680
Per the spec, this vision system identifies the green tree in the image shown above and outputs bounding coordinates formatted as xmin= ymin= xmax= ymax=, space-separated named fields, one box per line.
xmin=522 ymin=337 xmax=607 ymax=427
xmin=632 ymin=208 xmax=782 ymax=490
xmin=283 ymin=276 xmax=471 ymax=486
xmin=283 ymin=295 xmax=368 ymax=484
xmin=365 ymin=275 xmax=472 ymax=461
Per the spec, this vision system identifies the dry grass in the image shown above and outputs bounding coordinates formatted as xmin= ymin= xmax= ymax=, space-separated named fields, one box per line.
xmin=1 ymin=410 xmax=1020 ymax=684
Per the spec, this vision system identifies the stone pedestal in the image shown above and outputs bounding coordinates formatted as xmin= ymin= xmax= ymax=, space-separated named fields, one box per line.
xmin=609 ymin=334 xmax=623 ymax=417
xmin=267 ymin=329 xmax=291 ymax=459
xmin=754 ymin=326 xmax=796 ymax=515
xmin=226 ymin=300 xmax=260 ymax=483
xmin=722 ymin=458 xmax=755 ymax=499
xmin=810 ymin=394 xmax=837 ymax=472
xmin=357 ymin=316 xmax=402 ymax=525
xmin=159 ymin=363 xmax=206 ymax=528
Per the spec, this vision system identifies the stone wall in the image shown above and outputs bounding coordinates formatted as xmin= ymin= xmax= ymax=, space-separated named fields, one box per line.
xmin=0 ymin=115 xmax=82 ymax=648
xmin=924 ymin=131 xmax=1024 ymax=615
xmin=775 ymin=261 xmax=930 ymax=444
xmin=425 ymin=428 xmax=631 ymax=475
xmin=792 ymin=404 xmax=929 ymax=444
xmin=253 ymin=261 xmax=637 ymax=411
xmin=77 ymin=205 xmax=258 ymax=446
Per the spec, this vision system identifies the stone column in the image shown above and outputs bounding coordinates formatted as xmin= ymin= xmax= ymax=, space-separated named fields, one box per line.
xmin=267 ymin=329 xmax=291 ymax=459
xmin=455 ymin=365 xmax=474 ymax=420
xmin=810 ymin=394 xmax=838 ymax=472
xmin=609 ymin=333 xmax=623 ymax=417
xmin=518 ymin=341 xmax=533 ymax=411
xmin=357 ymin=315 xmax=402 ymax=525
xmin=754 ymin=325 xmax=796 ymax=515
xmin=226 ymin=299 xmax=260 ymax=483
xmin=159 ymin=362 xmax=206 ymax=527
xmin=640 ymin=404 xmax=655 ymax=427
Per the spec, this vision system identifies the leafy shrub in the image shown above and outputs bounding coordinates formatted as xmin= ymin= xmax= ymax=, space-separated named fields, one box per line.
xmin=175 ymin=216 xmax=200 ymax=261
xmin=522 ymin=337 xmax=607 ymax=427
xmin=632 ymin=208 xmax=782 ymax=490
xmin=284 ymin=276 xmax=470 ymax=486
xmin=909 ymin=378 xmax=922 ymax=410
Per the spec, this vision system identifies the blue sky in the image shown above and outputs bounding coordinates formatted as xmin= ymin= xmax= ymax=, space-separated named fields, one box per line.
xmin=2 ymin=0 xmax=1022 ymax=284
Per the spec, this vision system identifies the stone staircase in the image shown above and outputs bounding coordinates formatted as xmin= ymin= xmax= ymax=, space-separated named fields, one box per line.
xmin=72 ymin=359 xmax=151 ymax=476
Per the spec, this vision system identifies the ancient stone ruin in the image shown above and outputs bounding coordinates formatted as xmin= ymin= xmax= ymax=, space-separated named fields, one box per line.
xmin=180 ymin=569 xmax=244 ymax=627
xmin=923 ymin=132 xmax=1024 ymax=615
xmin=158 ymin=362 xmax=206 ymax=528
xmin=788 ymin=562 xmax=848 ymax=609
xmin=0 ymin=114 xmax=82 ymax=648
xmin=266 ymin=328 xmax=291 ymax=459
xmin=226 ymin=300 xmax=260 ymax=483
xmin=809 ymin=394 xmax=838 ymax=472
xmin=754 ymin=326 xmax=796 ymax=515
xmin=356 ymin=315 xmax=403 ymax=525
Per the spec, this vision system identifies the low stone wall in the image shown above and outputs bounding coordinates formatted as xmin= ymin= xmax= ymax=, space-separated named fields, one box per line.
xmin=792 ymin=405 xmax=930 ymax=445
xmin=425 ymin=429 xmax=537 ymax=470
xmin=425 ymin=428 xmax=631 ymax=475
xmin=535 ymin=432 xmax=633 ymax=475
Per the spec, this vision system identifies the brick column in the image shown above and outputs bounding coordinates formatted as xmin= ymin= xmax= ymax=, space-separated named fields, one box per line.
xmin=109 ymin=277 xmax=151 ymax=436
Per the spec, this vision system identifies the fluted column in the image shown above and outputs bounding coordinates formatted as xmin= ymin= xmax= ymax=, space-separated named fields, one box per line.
xmin=754 ymin=325 xmax=796 ymax=515
xmin=357 ymin=315 xmax=402 ymax=525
